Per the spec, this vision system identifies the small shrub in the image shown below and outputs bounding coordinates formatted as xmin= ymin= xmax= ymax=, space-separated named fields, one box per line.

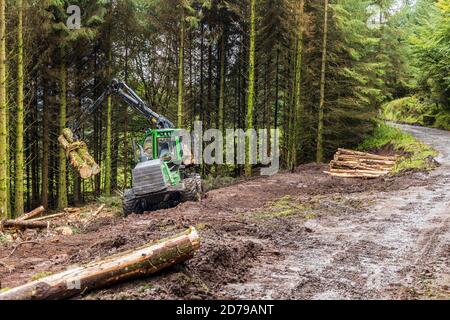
xmin=0 ymin=232 xmax=9 ymax=245
xmin=202 ymin=175 xmax=238 ymax=192
xmin=97 ymin=195 xmax=122 ymax=208
xmin=382 ymin=96 xmax=438 ymax=125
xmin=434 ymin=112 xmax=450 ymax=130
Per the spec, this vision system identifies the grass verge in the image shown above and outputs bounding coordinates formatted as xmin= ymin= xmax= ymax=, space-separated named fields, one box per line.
xmin=382 ymin=96 xmax=450 ymax=130
xmin=359 ymin=123 xmax=438 ymax=173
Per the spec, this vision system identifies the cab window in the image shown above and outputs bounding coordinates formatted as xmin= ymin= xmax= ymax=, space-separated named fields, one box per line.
xmin=158 ymin=137 xmax=177 ymax=160
xmin=143 ymin=136 xmax=154 ymax=159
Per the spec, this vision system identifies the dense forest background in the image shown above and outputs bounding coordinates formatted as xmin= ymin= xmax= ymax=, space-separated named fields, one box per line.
xmin=0 ymin=0 xmax=448 ymax=218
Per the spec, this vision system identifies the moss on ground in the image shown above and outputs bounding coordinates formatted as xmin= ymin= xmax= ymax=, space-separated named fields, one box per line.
xmin=251 ymin=196 xmax=317 ymax=220
xmin=31 ymin=271 xmax=53 ymax=281
xmin=359 ymin=123 xmax=438 ymax=172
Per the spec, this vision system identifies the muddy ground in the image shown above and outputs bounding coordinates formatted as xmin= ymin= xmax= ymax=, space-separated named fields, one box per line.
xmin=0 ymin=124 xmax=449 ymax=300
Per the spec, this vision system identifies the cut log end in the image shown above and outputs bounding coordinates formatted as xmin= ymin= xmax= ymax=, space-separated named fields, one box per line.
xmin=326 ymin=148 xmax=397 ymax=179
xmin=58 ymin=129 xmax=100 ymax=180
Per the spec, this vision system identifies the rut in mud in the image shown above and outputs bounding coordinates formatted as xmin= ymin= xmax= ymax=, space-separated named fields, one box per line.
xmin=0 ymin=124 xmax=448 ymax=300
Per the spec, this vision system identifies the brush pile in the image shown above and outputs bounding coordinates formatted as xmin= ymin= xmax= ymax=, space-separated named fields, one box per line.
xmin=325 ymin=148 xmax=398 ymax=179
xmin=58 ymin=128 xmax=100 ymax=179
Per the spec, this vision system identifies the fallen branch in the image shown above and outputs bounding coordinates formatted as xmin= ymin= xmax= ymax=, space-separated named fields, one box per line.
xmin=0 ymin=227 xmax=201 ymax=300
xmin=1 ymin=220 xmax=48 ymax=230
xmin=27 ymin=213 xmax=66 ymax=223
xmin=16 ymin=206 xmax=45 ymax=222
xmin=8 ymin=241 xmax=40 ymax=258
xmin=93 ymin=204 xmax=106 ymax=217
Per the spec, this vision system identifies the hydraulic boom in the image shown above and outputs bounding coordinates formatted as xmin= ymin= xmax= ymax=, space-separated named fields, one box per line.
xmin=71 ymin=79 xmax=174 ymax=137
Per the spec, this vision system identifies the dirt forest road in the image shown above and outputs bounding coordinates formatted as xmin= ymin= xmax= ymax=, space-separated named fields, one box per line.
xmin=224 ymin=123 xmax=450 ymax=300
xmin=0 ymin=123 xmax=449 ymax=300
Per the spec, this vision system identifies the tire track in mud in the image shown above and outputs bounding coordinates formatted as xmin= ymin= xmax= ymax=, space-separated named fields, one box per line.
xmin=224 ymin=124 xmax=450 ymax=300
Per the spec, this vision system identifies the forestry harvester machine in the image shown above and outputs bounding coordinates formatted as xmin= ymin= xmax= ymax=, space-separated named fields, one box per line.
xmin=58 ymin=80 xmax=202 ymax=216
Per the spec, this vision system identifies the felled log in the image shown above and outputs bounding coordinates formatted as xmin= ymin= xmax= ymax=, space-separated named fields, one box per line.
xmin=58 ymin=135 xmax=93 ymax=179
xmin=329 ymin=168 xmax=390 ymax=175
xmin=62 ymin=128 xmax=100 ymax=176
xmin=337 ymin=148 xmax=398 ymax=161
xmin=334 ymin=154 xmax=397 ymax=166
xmin=330 ymin=161 xmax=392 ymax=172
xmin=326 ymin=148 xmax=399 ymax=179
xmin=324 ymin=171 xmax=381 ymax=179
xmin=0 ymin=227 xmax=201 ymax=300
xmin=16 ymin=206 xmax=45 ymax=221
xmin=93 ymin=204 xmax=106 ymax=217
xmin=1 ymin=220 xmax=48 ymax=230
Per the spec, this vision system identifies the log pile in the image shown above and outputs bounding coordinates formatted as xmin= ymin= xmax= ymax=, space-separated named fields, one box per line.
xmin=1 ymin=206 xmax=48 ymax=231
xmin=0 ymin=227 xmax=201 ymax=300
xmin=325 ymin=148 xmax=398 ymax=179
xmin=58 ymin=128 xmax=100 ymax=179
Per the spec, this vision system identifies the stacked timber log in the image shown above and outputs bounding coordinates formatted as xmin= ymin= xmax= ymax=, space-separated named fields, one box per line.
xmin=325 ymin=148 xmax=398 ymax=179
xmin=58 ymin=128 xmax=100 ymax=179
xmin=0 ymin=227 xmax=201 ymax=300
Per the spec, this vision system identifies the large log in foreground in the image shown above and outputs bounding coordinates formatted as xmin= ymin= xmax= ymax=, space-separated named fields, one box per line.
xmin=0 ymin=227 xmax=200 ymax=300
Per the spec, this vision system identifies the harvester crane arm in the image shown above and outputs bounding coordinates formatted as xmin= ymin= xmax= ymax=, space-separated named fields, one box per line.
xmin=71 ymin=79 xmax=174 ymax=137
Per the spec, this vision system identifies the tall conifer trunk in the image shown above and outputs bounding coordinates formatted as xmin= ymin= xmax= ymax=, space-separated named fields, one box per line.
xmin=104 ymin=44 xmax=113 ymax=196
xmin=316 ymin=0 xmax=329 ymax=163
xmin=57 ymin=52 xmax=68 ymax=209
xmin=15 ymin=0 xmax=24 ymax=217
xmin=177 ymin=10 xmax=185 ymax=128
xmin=245 ymin=0 xmax=256 ymax=177
xmin=0 ymin=0 xmax=8 ymax=218
xmin=291 ymin=0 xmax=304 ymax=171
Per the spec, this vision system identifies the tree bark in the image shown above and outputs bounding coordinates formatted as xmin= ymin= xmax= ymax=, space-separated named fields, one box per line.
xmin=57 ymin=135 xmax=93 ymax=179
xmin=57 ymin=54 xmax=68 ymax=210
xmin=41 ymin=80 xmax=49 ymax=209
xmin=14 ymin=0 xmax=24 ymax=217
xmin=0 ymin=0 xmax=8 ymax=218
xmin=0 ymin=227 xmax=201 ymax=300
xmin=1 ymin=219 xmax=48 ymax=230
xmin=177 ymin=10 xmax=185 ymax=128
xmin=291 ymin=0 xmax=305 ymax=170
xmin=316 ymin=0 xmax=329 ymax=163
xmin=245 ymin=0 xmax=256 ymax=177
xmin=104 ymin=45 xmax=113 ymax=196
